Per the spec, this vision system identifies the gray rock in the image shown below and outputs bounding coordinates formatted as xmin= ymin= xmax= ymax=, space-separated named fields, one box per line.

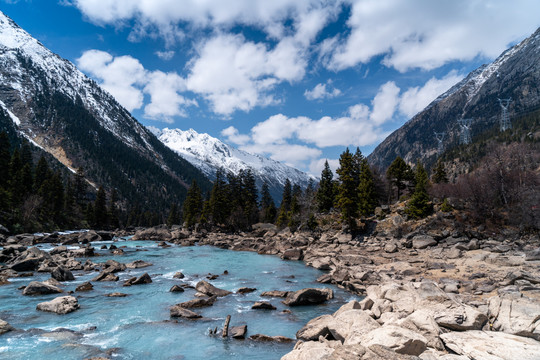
xmin=22 ymin=281 xmax=63 ymax=296
xmin=237 ymin=287 xmax=256 ymax=294
xmin=252 ymin=301 xmax=276 ymax=310
xmin=488 ymin=293 xmax=540 ymax=340
xmin=360 ymin=325 xmax=427 ymax=356
xmin=124 ymin=273 xmax=152 ymax=286
xmin=125 ymin=260 xmax=153 ymax=269
xmin=249 ymin=334 xmax=293 ymax=342
xmin=440 ymin=330 xmax=540 ymax=360
xmin=170 ymin=306 xmax=202 ymax=319
xmin=331 ymin=309 xmax=380 ymax=344
xmin=51 ymin=266 xmax=75 ymax=281
xmin=283 ymin=288 xmax=333 ymax=306
xmin=433 ymin=305 xmax=488 ymax=331
xmin=412 ymin=235 xmax=437 ymax=249
xmin=261 ymin=290 xmax=290 ymax=297
xmin=230 ymin=325 xmax=247 ymax=339
xmin=195 ymin=280 xmax=231 ymax=297
xmin=76 ymin=282 xmax=93 ymax=291
xmin=384 ymin=242 xmax=398 ymax=253
xmin=0 ymin=319 xmax=14 ymax=335
xmin=281 ymin=248 xmax=303 ymax=261
xmin=36 ymin=296 xmax=79 ymax=314
xmin=296 ymin=314 xmax=334 ymax=341
xmin=177 ymin=296 xmax=217 ymax=308
xmin=169 ymin=285 xmax=184 ymax=292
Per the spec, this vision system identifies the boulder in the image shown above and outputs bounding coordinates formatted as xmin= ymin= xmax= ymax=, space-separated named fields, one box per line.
xmin=195 ymin=280 xmax=232 ymax=297
xmin=76 ymin=282 xmax=94 ymax=292
xmin=170 ymin=285 xmax=185 ymax=292
xmin=360 ymin=325 xmax=427 ymax=356
xmin=173 ymin=272 xmax=185 ymax=279
xmin=281 ymin=341 xmax=334 ymax=360
xmin=252 ymin=301 xmax=276 ymax=310
xmin=102 ymin=259 xmax=126 ymax=273
xmin=331 ymin=309 xmax=380 ymax=344
xmin=488 ymin=293 xmax=540 ymax=340
xmin=296 ymin=314 xmax=334 ymax=341
xmin=397 ymin=309 xmax=444 ymax=350
xmin=10 ymin=258 xmax=40 ymax=272
xmin=123 ymin=273 xmax=152 ymax=286
xmin=177 ymin=296 xmax=217 ymax=308
xmin=261 ymin=290 xmax=290 ymax=297
xmin=384 ymin=242 xmax=399 ymax=253
xmin=249 ymin=334 xmax=293 ymax=342
xmin=412 ymin=235 xmax=437 ymax=249
xmin=230 ymin=325 xmax=247 ymax=339
xmin=433 ymin=305 xmax=488 ymax=331
xmin=50 ymin=246 xmax=68 ymax=255
xmin=170 ymin=306 xmax=202 ymax=319
xmin=440 ymin=330 xmax=540 ymax=360
xmin=51 ymin=266 xmax=75 ymax=281
xmin=79 ymin=231 xmax=102 ymax=243
xmin=106 ymin=292 xmax=128 ymax=297
xmin=0 ymin=319 xmax=14 ymax=335
xmin=36 ymin=296 xmax=79 ymax=314
xmin=22 ymin=281 xmax=63 ymax=296
xmin=237 ymin=287 xmax=256 ymax=294
xmin=92 ymin=272 xmax=119 ymax=282
xmin=281 ymin=248 xmax=303 ymax=261
xmin=132 ymin=227 xmax=172 ymax=241
xmin=125 ymin=260 xmax=153 ymax=269
xmin=283 ymin=288 xmax=333 ymax=306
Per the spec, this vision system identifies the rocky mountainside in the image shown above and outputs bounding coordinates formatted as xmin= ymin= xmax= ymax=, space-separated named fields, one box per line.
xmin=156 ymin=128 xmax=314 ymax=201
xmin=0 ymin=11 xmax=210 ymax=212
xmin=369 ymin=27 xmax=540 ymax=170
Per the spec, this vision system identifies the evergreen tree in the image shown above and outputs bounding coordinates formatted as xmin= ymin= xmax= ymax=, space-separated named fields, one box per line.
xmin=50 ymin=172 xmax=65 ymax=225
xmin=34 ymin=156 xmax=50 ymax=192
xmin=93 ymin=186 xmax=108 ymax=229
xmin=336 ymin=148 xmax=359 ymax=229
xmin=386 ymin=156 xmax=413 ymax=201
xmin=432 ymin=159 xmax=449 ymax=184
xmin=209 ymin=169 xmax=230 ymax=225
xmin=8 ymin=149 xmax=24 ymax=207
xmin=74 ymin=167 xmax=87 ymax=205
xmin=167 ymin=203 xmax=180 ymax=227
xmin=276 ymin=179 xmax=292 ymax=227
xmin=260 ymin=182 xmax=276 ymax=223
xmin=109 ymin=189 xmax=120 ymax=228
xmin=317 ymin=160 xmax=334 ymax=212
xmin=0 ymin=132 xmax=11 ymax=189
xmin=405 ymin=162 xmax=432 ymax=219
xmin=182 ymin=179 xmax=203 ymax=228
xmin=357 ymin=158 xmax=378 ymax=216
xmin=240 ymin=169 xmax=259 ymax=226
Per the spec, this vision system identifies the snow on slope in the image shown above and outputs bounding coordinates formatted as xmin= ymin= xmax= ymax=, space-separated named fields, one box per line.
xmin=0 ymin=11 xmax=154 ymax=153
xmin=157 ymin=128 xmax=314 ymax=189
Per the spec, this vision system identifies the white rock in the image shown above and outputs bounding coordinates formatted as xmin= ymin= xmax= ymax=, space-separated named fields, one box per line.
xmin=36 ymin=296 xmax=79 ymax=314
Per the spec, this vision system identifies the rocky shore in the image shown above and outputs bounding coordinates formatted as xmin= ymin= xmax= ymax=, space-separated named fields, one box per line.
xmin=0 ymin=209 xmax=539 ymax=359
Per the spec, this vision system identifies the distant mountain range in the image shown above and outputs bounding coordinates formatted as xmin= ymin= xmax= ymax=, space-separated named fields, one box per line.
xmin=369 ymin=27 xmax=540 ymax=169
xmin=155 ymin=127 xmax=314 ymax=201
xmin=0 ymin=11 xmax=211 ymax=212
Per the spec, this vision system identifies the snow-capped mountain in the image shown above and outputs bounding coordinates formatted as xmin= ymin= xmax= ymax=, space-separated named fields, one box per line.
xmin=369 ymin=26 xmax=540 ymax=169
xmin=156 ymin=128 xmax=314 ymax=201
xmin=0 ymin=11 xmax=210 ymax=210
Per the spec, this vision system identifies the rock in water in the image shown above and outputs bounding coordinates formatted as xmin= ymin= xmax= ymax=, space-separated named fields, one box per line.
xmin=252 ymin=301 xmax=276 ymax=310
xmin=237 ymin=287 xmax=256 ymax=294
xmin=283 ymin=288 xmax=333 ymax=306
xmin=441 ymin=330 xmax=540 ymax=360
xmin=76 ymin=282 xmax=93 ymax=291
xmin=125 ymin=260 xmax=153 ymax=269
xmin=195 ymin=280 xmax=232 ymax=297
xmin=51 ymin=266 xmax=75 ymax=281
xmin=249 ymin=334 xmax=293 ymax=342
xmin=170 ymin=285 xmax=185 ymax=293
xmin=36 ymin=296 xmax=79 ymax=314
xmin=170 ymin=306 xmax=202 ymax=319
xmin=261 ymin=290 xmax=290 ymax=298
xmin=230 ymin=325 xmax=247 ymax=339
xmin=22 ymin=281 xmax=63 ymax=296
xmin=176 ymin=296 xmax=217 ymax=308
xmin=0 ymin=319 xmax=14 ymax=335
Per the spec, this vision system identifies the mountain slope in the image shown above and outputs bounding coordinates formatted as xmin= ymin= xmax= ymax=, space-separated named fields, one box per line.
xmin=369 ymin=27 xmax=540 ymax=170
xmin=0 ymin=11 xmax=211 ymax=212
xmin=156 ymin=128 xmax=314 ymax=201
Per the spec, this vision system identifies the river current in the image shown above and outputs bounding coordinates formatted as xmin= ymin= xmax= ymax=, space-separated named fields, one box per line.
xmin=0 ymin=238 xmax=354 ymax=359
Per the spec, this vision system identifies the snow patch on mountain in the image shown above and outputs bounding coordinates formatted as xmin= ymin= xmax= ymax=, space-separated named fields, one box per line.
xmin=156 ymin=127 xmax=314 ymax=193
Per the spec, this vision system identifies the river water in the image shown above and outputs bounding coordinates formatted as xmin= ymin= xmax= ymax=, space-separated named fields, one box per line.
xmin=0 ymin=238 xmax=355 ymax=359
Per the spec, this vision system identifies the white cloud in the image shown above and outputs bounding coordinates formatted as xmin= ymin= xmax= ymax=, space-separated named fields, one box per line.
xmin=399 ymin=71 xmax=464 ymax=117
xmin=221 ymin=126 xmax=250 ymax=145
xmin=304 ymin=82 xmax=341 ymax=100
xmin=329 ymin=0 xmax=540 ymax=72
xmin=242 ymin=143 xmax=322 ymax=169
xmin=155 ymin=50 xmax=175 ymax=60
xmin=186 ymin=33 xmax=306 ymax=115
xmin=77 ymin=49 xmax=146 ymax=112
xmin=370 ymin=81 xmax=400 ymax=125
xmin=146 ymin=125 xmax=162 ymax=136
xmin=77 ymin=50 xmax=195 ymax=121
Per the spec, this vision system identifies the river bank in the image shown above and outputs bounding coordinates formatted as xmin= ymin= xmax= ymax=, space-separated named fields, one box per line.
xmin=1 ymin=211 xmax=539 ymax=359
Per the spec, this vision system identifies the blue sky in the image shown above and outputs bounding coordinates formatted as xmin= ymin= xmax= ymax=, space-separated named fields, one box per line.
xmin=2 ymin=0 xmax=539 ymax=175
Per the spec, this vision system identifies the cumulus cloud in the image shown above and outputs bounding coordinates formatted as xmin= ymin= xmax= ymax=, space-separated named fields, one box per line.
xmin=304 ymin=82 xmax=341 ymax=100
xmin=77 ymin=50 xmax=195 ymax=121
xmin=329 ymin=0 xmax=540 ymax=72
xmin=399 ymin=71 xmax=464 ymax=117
xmin=370 ymin=81 xmax=400 ymax=125
xmin=155 ymin=50 xmax=175 ymax=60
xmin=220 ymin=126 xmax=250 ymax=146
xmin=186 ymin=33 xmax=306 ymax=115
xmin=309 ymin=158 xmax=339 ymax=177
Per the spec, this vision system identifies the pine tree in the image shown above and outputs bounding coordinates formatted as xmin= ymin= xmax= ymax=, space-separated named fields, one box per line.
xmin=241 ymin=169 xmax=259 ymax=226
xmin=8 ymin=149 xmax=24 ymax=207
xmin=357 ymin=158 xmax=377 ymax=216
xmin=34 ymin=156 xmax=51 ymax=192
xmin=432 ymin=159 xmax=449 ymax=184
xmin=276 ymin=179 xmax=292 ymax=227
xmin=405 ymin=162 xmax=432 ymax=219
xmin=260 ymin=181 xmax=276 ymax=223
xmin=336 ymin=148 xmax=359 ymax=229
xmin=317 ymin=160 xmax=334 ymax=212
xmin=386 ymin=156 xmax=413 ymax=201
xmin=74 ymin=167 xmax=87 ymax=205
xmin=109 ymin=189 xmax=120 ymax=228
xmin=209 ymin=169 xmax=230 ymax=225
xmin=93 ymin=186 xmax=108 ymax=229
xmin=182 ymin=179 xmax=203 ymax=228
xmin=0 ymin=132 xmax=11 ymax=190
xmin=167 ymin=203 xmax=179 ymax=227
